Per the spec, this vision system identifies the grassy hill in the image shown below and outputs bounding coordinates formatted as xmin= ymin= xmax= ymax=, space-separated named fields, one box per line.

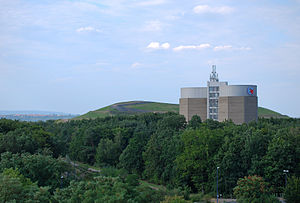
xmin=257 ymin=107 xmax=288 ymax=118
xmin=75 ymin=101 xmax=288 ymax=120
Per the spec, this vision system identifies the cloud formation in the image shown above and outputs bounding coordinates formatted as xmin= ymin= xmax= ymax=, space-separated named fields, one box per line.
xmin=213 ymin=45 xmax=232 ymax=51
xmin=147 ymin=42 xmax=170 ymax=50
xmin=213 ymin=45 xmax=251 ymax=51
xmin=76 ymin=26 xmax=101 ymax=33
xmin=193 ymin=5 xmax=234 ymax=14
xmin=173 ymin=44 xmax=211 ymax=51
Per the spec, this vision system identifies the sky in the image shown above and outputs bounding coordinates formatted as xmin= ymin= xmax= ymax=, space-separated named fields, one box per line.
xmin=0 ymin=0 xmax=300 ymax=117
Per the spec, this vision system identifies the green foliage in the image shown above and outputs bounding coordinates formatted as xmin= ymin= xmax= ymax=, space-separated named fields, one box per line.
xmin=284 ymin=176 xmax=300 ymax=203
xmin=118 ymin=132 xmax=148 ymax=175
xmin=262 ymin=127 xmax=300 ymax=193
xmin=187 ymin=115 xmax=202 ymax=129
xmin=0 ymin=114 xmax=299 ymax=201
xmin=160 ymin=195 xmax=192 ymax=203
xmin=176 ymin=128 xmax=224 ymax=192
xmin=143 ymin=114 xmax=185 ymax=185
xmin=96 ymin=138 xmax=122 ymax=166
xmin=0 ymin=168 xmax=51 ymax=203
xmin=233 ymin=175 xmax=279 ymax=203
xmin=54 ymin=176 xmax=166 ymax=203
xmin=0 ymin=119 xmax=25 ymax=134
xmin=190 ymin=193 xmax=213 ymax=203
xmin=0 ymin=124 xmax=61 ymax=157
xmin=0 ymin=152 xmax=71 ymax=189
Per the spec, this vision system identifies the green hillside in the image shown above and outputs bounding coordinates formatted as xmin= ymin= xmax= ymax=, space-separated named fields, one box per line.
xmin=258 ymin=107 xmax=288 ymax=118
xmin=75 ymin=101 xmax=288 ymax=120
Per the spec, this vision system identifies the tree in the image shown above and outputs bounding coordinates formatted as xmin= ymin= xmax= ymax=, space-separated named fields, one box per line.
xmin=284 ymin=176 xmax=300 ymax=203
xmin=214 ymin=126 xmax=259 ymax=195
xmin=187 ymin=115 xmax=202 ymax=129
xmin=96 ymin=136 xmax=122 ymax=167
xmin=0 ymin=168 xmax=51 ymax=203
xmin=262 ymin=128 xmax=300 ymax=193
xmin=176 ymin=128 xmax=224 ymax=193
xmin=53 ymin=176 xmax=165 ymax=203
xmin=233 ymin=175 xmax=279 ymax=203
xmin=143 ymin=114 xmax=186 ymax=185
xmin=0 ymin=152 xmax=70 ymax=189
xmin=161 ymin=195 xmax=192 ymax=203
xmin=0 ymin=126 xmax=58 ymax=156
xmin=118 ymin=131 xmax=150 ymax=175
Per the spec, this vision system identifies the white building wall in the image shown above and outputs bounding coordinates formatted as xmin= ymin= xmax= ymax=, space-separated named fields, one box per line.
xmin=219 ymin=85 xmax=257 ymax=97
xmin=181 ymin=87 xmax=207 ymax=98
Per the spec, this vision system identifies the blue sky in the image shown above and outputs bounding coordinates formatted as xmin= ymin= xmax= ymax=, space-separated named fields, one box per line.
xmin=0 ymin=0 xmax=300 ymax=117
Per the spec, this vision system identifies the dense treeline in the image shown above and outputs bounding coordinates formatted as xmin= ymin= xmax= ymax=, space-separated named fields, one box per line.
xmin=0 ymin=113 xmax=299 ymax=202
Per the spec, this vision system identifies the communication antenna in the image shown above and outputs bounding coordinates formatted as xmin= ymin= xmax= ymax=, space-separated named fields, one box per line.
xmin=210 ymin=65 xmax=219 ymax=82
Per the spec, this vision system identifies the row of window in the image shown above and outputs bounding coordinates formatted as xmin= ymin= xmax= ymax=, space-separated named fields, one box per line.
xmin=209 ymin=115 xmax=218 ymax=120
xmin=209 ymin=88 xmax=219 ymax=121
xmin=209 ymin=86 xmax=219 ymax=91
xmin=209 ymin=93 xmax=219 ymax=98
xmin=209 ymin=108 xmax=218 ymax=113
xmin=209 ymin=99 xmax=218 ymax=107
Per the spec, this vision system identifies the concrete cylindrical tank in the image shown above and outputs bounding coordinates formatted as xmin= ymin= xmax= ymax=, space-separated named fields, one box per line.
xmin=219 ymin=85 xmax=257 ymax=97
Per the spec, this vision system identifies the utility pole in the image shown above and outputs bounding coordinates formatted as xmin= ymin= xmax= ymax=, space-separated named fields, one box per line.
xmin=283 ymin=170 xmax=289 ymax=188
xmin=217 ymin=167 xmax=220 ymax=203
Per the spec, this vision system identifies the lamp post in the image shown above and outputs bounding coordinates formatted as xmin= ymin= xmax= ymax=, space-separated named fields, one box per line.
xmin=217 ymin=167 xmax=220 ymax=203
xmin=60 ymin=175 xmax=64 ymax=189
xmin=283 ymin=170 xmax=289 ymax=188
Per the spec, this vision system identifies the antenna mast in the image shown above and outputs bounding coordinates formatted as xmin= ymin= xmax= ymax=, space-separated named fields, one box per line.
xmin=210 ymin=65 xmax=219 ymax=82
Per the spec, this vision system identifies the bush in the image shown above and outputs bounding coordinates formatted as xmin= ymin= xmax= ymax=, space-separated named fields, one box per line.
xmin=284 ymin=176 xmax=300 ymax=203
xmin=161 ymin=195 xmax=192 ymax=203
xmin=233 ymin=175 xmax=279 ymax=203
xmin=0 ymin=168 xmax=50 ymax=202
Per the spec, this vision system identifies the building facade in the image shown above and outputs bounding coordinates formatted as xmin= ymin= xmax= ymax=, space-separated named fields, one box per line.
xmin=179 ymin=65 xmax=258 ymax=124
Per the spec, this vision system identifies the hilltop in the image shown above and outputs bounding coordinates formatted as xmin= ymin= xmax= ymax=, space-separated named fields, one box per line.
xmin=75 ymin=101 xmax=288 ymax=120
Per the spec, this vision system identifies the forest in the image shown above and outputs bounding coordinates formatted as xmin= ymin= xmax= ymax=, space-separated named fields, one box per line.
xmin=0 ymin=113 xmax=299 ymax=202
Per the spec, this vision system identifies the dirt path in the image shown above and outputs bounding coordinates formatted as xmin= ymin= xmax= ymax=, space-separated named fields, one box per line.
xmin=111 ymin=101 xmax=153 ymax=113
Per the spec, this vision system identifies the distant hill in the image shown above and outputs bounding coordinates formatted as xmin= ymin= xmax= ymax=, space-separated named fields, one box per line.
xmin=0 ymin=110 xmax=72 ymax=115
xmin=257 ymin=107 xmax=288 ymax=118
xmin=0 ymin=110 xmax=78 ymax=122
xmin=75 ymin=101 xmax=288 ymax=120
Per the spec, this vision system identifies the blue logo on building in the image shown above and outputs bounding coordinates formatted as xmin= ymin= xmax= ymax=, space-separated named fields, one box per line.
xmin=247 ymin=87 xmax=254 ymax=95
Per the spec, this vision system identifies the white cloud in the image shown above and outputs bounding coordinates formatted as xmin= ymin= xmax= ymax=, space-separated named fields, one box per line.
xmin=213 ymin=45 xmax=251 ymax=51
xmin=147 ymin=42 xmax=160 ymax=49
xmin=173 ymin=44 xmax=211 ymax=51
xmin=76 ymin=26 xmax=101 ymax=33
xmin=137 ymin=0 xmax=167 ymax=6
xmin=131 ymin=62 xmax=142 ymax=69
xmin=161 ymin=43 xmax=170 ymax=49
xmin=147 ymin=42 xmax=170 ymax=50
xmin=143 ymin=20 xmax=163 ymax=32
xmin=213 ymin=45 xmax=232 ymax=51
xmin=193 ymin=5 xmax=234 ymax=14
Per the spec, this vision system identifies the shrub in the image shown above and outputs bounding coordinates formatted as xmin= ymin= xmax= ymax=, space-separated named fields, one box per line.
xmin=284 ymin=176 xmax=300 ymax=203
xmin=233 ymin=175 xmax=279 ymax=203
xmin=160 ymin=195 xmax=192 ymax=203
